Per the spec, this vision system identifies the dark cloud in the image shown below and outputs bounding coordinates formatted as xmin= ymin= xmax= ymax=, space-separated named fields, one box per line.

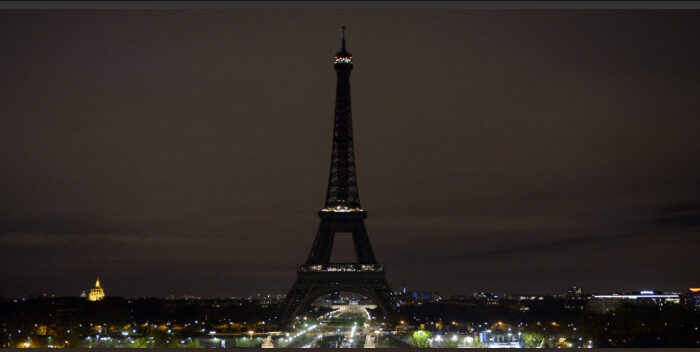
xmin=654 ymin=201 xmax=700 ymax=228
xmin=655 ymin=215 xmax=700 ymax=228
xmin=448 ymin=231 xmax=646 ymax=259
xmin=1 ymin=10 xmax=699 ymax=297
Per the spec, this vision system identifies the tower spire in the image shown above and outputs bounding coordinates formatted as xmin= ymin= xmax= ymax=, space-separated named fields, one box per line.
xmin=341 ymin=25 xmax=346 ymax=51
xmin=326 ymin=25 xmax=358 ymax=211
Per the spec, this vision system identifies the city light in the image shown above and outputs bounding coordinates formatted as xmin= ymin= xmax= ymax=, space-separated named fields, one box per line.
xmin=321 ymin=205 xmax=362 ymax=212
xmin=593 ymin=294 xmax=679 ymax=299
xmin=333 ymin=57 xmax=353 ymax=64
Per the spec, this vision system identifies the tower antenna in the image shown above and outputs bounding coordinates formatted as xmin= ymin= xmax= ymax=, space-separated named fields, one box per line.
xmin=341 ymin=26 xmax=346 ymax=50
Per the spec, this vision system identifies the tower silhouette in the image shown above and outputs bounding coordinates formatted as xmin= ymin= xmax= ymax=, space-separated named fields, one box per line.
xmin=277 ymin=28 xmax=395 ymax=326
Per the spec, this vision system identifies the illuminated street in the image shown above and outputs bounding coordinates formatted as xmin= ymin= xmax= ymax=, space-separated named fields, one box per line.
xmin=280 ymin=301 xmax=391 ymax=348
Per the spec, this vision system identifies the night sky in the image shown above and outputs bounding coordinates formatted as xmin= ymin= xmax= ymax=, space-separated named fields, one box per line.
xmin=1 ymin=10 xmax=699 ymax=298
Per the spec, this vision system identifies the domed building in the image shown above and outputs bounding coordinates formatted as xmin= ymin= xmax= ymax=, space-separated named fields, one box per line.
xmin=88 ymin=277 xmax=105 ymax=301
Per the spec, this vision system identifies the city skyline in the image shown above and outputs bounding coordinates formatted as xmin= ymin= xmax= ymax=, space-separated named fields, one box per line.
xmin=1 ymin=10 xmax=699 ymax=298
xmin=11 ymin=277 xmax=692 ymax=300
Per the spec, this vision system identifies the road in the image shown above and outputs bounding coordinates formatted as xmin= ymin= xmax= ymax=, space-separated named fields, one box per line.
xmin=282 ymin=302 xmax=384 ymax=348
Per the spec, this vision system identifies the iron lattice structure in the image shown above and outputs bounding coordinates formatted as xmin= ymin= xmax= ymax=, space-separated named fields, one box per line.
xmin=277 ymin=32 xmax=395 ymax=327
xmin=324 ymin=37 xmax=360 ymax=210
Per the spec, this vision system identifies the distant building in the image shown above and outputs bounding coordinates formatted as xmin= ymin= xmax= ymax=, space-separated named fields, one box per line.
xmin=445 ymin=294 xmax=471 ymax=303
xmin=683 ymin=288 xmax=700 ymax=312
xmin=479 ymin=329 xmax=522 ymax=348
xmin=567 ymin=286 xmax=583 ymax=298
xmin=88 ymin=278 xmax=105 ymax=301
xmin=397 ymin=289 xmax=441 ymax=304
xmin=248 ymin=292 xmax=286 ymax=304
xmin=473 ymin=292 xmax=501 ymax=305
xmin=586 ymin=290 xmax=680 ymax=313
xmin=79 ymin=290 xmax=87 ymax=298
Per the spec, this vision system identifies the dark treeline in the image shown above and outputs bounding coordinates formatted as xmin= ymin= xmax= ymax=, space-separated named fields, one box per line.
xmin=0 ymin=297 xmax=277 ymax=327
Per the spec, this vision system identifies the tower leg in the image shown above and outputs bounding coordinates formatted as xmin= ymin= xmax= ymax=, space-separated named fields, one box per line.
xmin=351 ymin=221 xmax=377 ymax=264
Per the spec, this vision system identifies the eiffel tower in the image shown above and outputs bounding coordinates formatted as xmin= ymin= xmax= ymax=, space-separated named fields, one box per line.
xmin=277 ymin=28 xmax=395 ymax=326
